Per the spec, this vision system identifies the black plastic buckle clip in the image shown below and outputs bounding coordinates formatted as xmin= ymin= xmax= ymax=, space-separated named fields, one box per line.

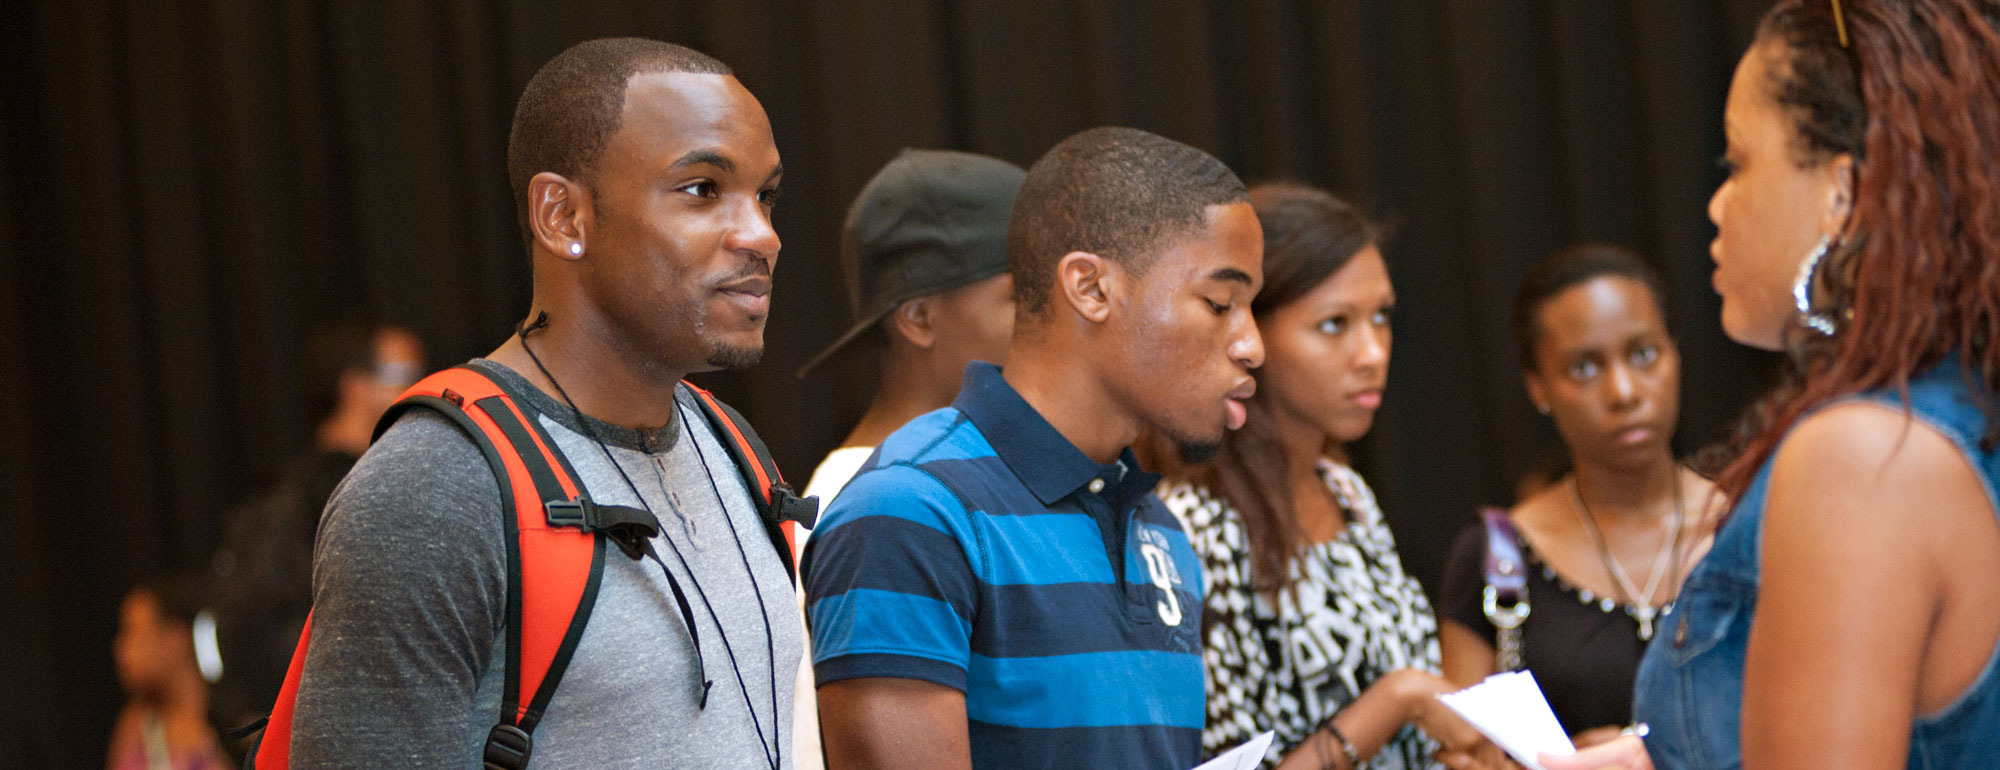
xmin=482 ymin=723 xmax=533 ymax=770
xmin=769 ymin=484 xmax=820 ymax=529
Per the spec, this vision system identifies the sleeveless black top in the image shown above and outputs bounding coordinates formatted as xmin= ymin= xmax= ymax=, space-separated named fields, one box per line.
xmin=1441 ymin=524 xmax=1649 ymax=735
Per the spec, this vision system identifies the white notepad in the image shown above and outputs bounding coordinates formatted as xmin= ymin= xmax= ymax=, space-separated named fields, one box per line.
xmin=1188 ymin=730 xmax=1276 ymax=770
xmin=1436 ymin=671 xmax=1576 ymax=770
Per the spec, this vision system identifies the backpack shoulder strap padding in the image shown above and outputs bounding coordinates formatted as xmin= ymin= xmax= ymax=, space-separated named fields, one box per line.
xmin=680 ymin=381 xmax=815 ymax=583
xmin=253 ymin=366 xmax=606 ymax=770
xmin=252 ymin=369 xmax=809 ymax=769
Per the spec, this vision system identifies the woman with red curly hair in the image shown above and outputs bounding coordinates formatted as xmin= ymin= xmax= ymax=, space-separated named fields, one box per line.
xmin=1547 ymin=1 xmax=2000 ymax=769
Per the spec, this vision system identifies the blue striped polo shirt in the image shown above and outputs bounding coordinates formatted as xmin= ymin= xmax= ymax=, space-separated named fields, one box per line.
xmin=803 ymin=362 xmax=1205 ymax=770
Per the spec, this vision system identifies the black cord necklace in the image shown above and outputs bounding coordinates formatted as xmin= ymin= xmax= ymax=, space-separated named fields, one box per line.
xmin=514 ymin=314 xmax=782 ymax=770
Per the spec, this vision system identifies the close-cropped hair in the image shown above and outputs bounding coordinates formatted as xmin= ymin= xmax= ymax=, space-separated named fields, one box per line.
xmin=1006 ymin=126 xmax=1246 ymax=316
xmin=506 ymin=38 xmax=732 ymax=245
xmin=1714 ymin=0 xmax=2000 ymax=500
xmin=1511 ymin=243 xmax=1673 ymax=372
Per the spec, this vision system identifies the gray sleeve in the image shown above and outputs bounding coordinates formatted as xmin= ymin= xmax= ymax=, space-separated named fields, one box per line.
xmin=288 ymin=410 xmax=506 ymax=769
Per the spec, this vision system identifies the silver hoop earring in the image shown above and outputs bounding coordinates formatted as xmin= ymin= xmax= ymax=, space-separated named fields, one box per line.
xmin=1792 ymin=236 xmax=1838 ymax=336
xmin=569 ymin=242 xmax=583 ymax=256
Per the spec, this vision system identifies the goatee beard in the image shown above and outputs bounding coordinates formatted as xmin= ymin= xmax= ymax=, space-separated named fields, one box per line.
xmin=1176 ymin=440 xmax=1219 ymax=465
xmin=706 ymin=342 xmax=763 ymax=371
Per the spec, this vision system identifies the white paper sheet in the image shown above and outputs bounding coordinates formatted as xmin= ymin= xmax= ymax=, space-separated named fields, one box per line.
xmin=1188 ymin=730 xmax=1275 ymax=770
xmin=1436 ymin=671 xmax=1576 ymax=770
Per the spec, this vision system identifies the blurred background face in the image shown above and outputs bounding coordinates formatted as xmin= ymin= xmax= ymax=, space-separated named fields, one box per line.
xmin=112 ymin=591 xmax=187 ymax=697
xmin=359 ymin=326 xmax=425 ymax=416
xmin=1258 ymin=245 xmax=1394 ymax=446
xmin=928 ymin=272 xmax=1016 ymax=370
xmin=1708 ymin=41 xmax=1848 ymax=350
xmin=1526 ymin=275 xmax=1680 ymax=473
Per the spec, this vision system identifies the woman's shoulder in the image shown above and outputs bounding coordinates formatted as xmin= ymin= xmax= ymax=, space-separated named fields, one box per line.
xmin=1157 ymin=479 xmax=1239 ymax=532
xmin=1778 ymin=400 xmax=1978 ymax=485
xmin=1772 ymin=401 xmax=1989 ymax=532
xmin=1505 ymin=486 xmax=1573 ymax=549
xmin=1158 ymin=478 xmax=1223 ymax=511
xmin=1317 ymin=459 xmax=1386 ymax=526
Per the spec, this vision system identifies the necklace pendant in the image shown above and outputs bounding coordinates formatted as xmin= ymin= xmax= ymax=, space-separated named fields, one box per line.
xmin=1634 ymin=606 xmax=1657 ymax=641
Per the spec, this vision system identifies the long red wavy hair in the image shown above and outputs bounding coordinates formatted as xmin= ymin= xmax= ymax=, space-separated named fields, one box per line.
xmin=1714 ymin=0 xmax=2000 ymax=501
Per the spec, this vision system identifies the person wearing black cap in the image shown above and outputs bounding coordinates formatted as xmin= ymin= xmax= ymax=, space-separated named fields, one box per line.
xmin=795 ymin=148 xmax=1024 ymax=505
xmin=787 ymin=149 xmax=1021 ymax=770
xmin=804 ymin=127 xmax=1264 ymax=770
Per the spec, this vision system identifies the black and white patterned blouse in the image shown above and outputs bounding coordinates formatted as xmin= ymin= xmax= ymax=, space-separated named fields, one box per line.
xmin=1162 ymin=460 xmax=1443 ymax=770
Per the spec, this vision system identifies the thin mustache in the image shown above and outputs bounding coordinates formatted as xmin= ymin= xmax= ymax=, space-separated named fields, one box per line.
xmin=714 ymin=258 xmax=771 ymax=285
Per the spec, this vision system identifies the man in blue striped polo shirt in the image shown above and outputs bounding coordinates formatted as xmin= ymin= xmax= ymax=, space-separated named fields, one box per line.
xmin=804 ymin=126 xmax=1266 ymax=770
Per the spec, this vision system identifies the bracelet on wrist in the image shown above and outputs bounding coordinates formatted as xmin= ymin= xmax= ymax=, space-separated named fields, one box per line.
xmin=1323 ymin=720 xmax=1362 ymax=770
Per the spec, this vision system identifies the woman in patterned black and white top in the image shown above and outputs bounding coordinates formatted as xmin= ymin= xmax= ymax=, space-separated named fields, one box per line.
xmin=1151 ymin=183 xmax=1505 ymax=770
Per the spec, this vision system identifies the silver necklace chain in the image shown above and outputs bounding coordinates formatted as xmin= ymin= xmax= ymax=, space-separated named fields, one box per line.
xmin=1566 ymin=468 xmax=1685 ymax=641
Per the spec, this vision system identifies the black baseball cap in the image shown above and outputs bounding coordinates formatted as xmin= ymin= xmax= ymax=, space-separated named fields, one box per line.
xmin=795 ymin=149 xmax=1025 ymax=378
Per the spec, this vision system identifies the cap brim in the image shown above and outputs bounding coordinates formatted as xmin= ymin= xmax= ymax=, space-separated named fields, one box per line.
xmin=795 ymin=257 xmax=1010 ymax=379
xmin=794 ymin=308 xmax=892 ymax=379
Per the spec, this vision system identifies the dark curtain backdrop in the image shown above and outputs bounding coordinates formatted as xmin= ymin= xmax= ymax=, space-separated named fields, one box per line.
xmin=1 ymin=1 xmax=1785 ymax=765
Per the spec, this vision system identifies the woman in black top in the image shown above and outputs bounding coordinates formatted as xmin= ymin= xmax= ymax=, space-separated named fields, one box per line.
xmin=1437 ymin=245 xmax=1721 ymax=745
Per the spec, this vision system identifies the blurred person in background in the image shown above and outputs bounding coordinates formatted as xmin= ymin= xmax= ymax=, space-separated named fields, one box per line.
xmin=1438 ymin=245 xmax=1719 ymax=746
xmin=794 ymin=148 xmax=1023 ymax=506
xmin=107 ymin=575 xmax=225 ymax=770
xmin=788 ymin=148 xmax=1023 ymax=770
xmin=205 ymin=322 xmax=424 ymax=734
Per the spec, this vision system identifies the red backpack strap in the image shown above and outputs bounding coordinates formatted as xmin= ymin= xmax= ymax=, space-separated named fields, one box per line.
xmin=251 ymin=366 xmax=606 ymax=770
xmin=681 ymin=381 xmax=817 ymax=583
xmin=245 ymin=613 xmax=315 ymax=768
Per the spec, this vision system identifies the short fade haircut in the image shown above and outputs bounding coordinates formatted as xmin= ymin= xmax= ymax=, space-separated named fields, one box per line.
xmin=1007 ymin=126 xmax=1248 ymax=315
xmin=506 ymin=38 xmax=732 ymax=245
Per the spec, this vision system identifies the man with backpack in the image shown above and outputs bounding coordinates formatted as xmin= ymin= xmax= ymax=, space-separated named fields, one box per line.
xmin=266 ymin=38 xmax=807 ymax=770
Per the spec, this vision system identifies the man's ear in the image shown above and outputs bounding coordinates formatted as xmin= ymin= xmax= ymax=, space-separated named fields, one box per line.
xmin=1054 ymin=251 xmax=1115 ymax=324
xmin=888 ymin=297 xmax=939 ymax=349
xmin=528 ymin=172 xmax=591 ymax=261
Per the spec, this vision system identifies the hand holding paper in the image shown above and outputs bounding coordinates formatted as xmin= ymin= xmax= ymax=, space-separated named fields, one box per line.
xmin=1187 ymin=731 xmax=1274 ymax=770
xmin=1435 ymin=671 xmax=1575 ymax=770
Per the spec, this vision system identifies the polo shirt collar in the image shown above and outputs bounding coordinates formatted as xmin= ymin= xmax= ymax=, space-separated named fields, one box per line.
xmin=952 ymin=362 xmax=1161 ymax=505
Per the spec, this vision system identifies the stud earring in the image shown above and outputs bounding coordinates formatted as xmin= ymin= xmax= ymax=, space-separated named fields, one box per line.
xmin=1535 ymin=403 xmax=1551 ymax=416
xmin=569 ymin=242 xmax=583 ymax=256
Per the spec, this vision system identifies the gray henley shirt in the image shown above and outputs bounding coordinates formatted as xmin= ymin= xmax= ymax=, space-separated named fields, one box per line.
xmin=288 ymin=359 xmax=800 ymax=769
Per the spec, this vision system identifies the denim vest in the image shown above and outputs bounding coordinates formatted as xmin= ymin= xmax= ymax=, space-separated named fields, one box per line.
xmin=1632 ymin=358 xmax=2000 ymax=769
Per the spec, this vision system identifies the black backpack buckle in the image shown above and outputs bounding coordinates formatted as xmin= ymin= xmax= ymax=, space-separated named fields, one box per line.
xmin=546 ymin=495 xmax=661 ymax=560
xmin=768 ymin=484 xmax=819 ymax=529
xmin=482 ymin=723 xmax=533 ymax=770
